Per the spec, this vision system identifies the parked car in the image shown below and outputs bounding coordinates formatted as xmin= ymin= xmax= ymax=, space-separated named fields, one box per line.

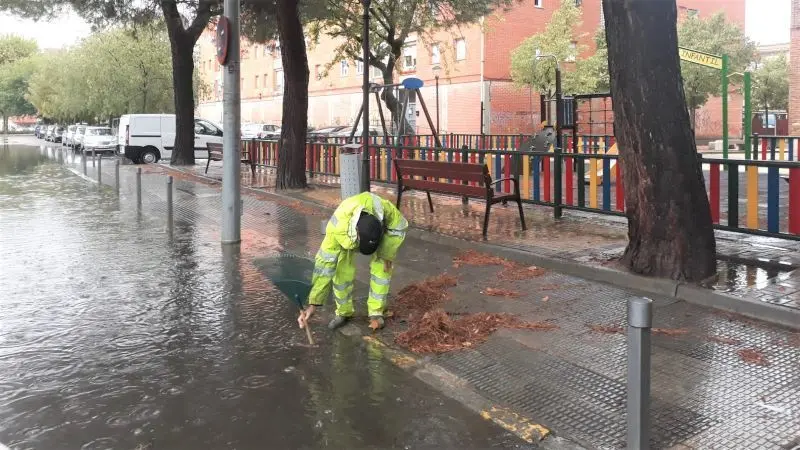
xmin=329 ymin=126 xmax=382 ymax=140
xmin=82 ymin=127 xmax=116 ymax=154
xmin=116 ymin=114 xmax=223 ymax=164
xmin=307 ymin=126 xmax=348 ymax=142
xmin=242 ymin=123 xmax=279 ymax=140
xmin=64 ymin=125 xmax=77 ymax=147
xmin=73 ymin=125 xmax=87 ymax=150
xmin=52 ymin=126 xmax=65 ymax=143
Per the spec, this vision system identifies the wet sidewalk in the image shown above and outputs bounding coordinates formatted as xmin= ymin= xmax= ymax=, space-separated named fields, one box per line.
xmin=57 ymin=151 xmax=800 ymax=449
xmin=193 ymin=164 xmax=800 ymax=322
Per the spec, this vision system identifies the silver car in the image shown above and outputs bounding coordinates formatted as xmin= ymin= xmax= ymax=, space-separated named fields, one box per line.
xmin=64 ymin=125 xmax=77 ymax=147
xmin=73 ymin=125 xmax=87 ymax=151
xmin=82 ymin=127 xmax=116 ymax=154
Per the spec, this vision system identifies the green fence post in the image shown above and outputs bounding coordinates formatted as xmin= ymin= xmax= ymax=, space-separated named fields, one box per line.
xmin=743 ymin=71 xmax=752 ymax=160
xmin=722 ymin=55 xmax=729 ymax=161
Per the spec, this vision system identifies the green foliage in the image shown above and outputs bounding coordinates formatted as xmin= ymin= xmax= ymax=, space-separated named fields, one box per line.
xmin=678 ymin=12 xmax=756 ymax=110
xmin=0 ymin=34 xmax=38 ymax=65
xmin=0 ymin=35 xmax=38 ymax=123
xmin=510 ymin=0 xmax=608 ymax=94
xmin=25 ymin=25 xmax=185 ymax=122
xmin=752 ymin=54 xmax=789 ymax=112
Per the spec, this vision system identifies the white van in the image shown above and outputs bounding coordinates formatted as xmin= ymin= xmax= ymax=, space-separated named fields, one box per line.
xmin=115 ymin=114 xmax=223 ymax=164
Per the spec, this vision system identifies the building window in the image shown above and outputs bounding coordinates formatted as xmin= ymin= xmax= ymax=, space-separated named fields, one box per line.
xmin=314 ymin=64 xmax=321 ymax=80
xmin=403 ymin=43 xmax=417 ymax=70
xmin=255 ymin=75 xmax=260 ymax=88
xmin=455 ymin=38 xmax=466 ymax=61
xmin=274 ymin=69 xmax=284 ymax=92
xmin=371 ymin=66 xmax=381 ymax=79
xmin=534 ymin=0 xmax=542 ymax=8
xmin=340 ymin=60 xmax=349 ymax=76
xmin=431 ymin=44 xmax=441 ymax=65
xmin=356 ymin=60 xmax=364 ymax=74
xmin=264 ymin=73 xmax=268 ymax=87
xmin=687 ymin=8 xmax=699 ymax=18
xmin=254 ymin=46 xmax=259 ymax=59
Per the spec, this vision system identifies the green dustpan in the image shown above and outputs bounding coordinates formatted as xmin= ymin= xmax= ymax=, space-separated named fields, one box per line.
xmin=254 ymin=254 xmax=318 ymax=344
xmin=255 ymin=253 xmax=316 ymax=308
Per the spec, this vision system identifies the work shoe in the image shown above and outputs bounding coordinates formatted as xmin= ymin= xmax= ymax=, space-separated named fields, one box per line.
xmin=369 ymin=316 xmax=385 ymax=330
xmin=328 ymin=315 xmax=350 ymax=330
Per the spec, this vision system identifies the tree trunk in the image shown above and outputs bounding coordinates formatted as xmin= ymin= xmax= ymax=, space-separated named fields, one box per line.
xmin=603 ymin=0 xmax=716 ymax=281
xmin=377 ymin=57 xmax=413 ymax=135
xmin=167 ymin=35 xmax=197 ymax=165
xmin=2 ymin=114 xmax=7 ymax=136
xmin=275 ymin=0 xmax=309 ymax=189
xmin=160 ymin=0 xmax=211 ymax=166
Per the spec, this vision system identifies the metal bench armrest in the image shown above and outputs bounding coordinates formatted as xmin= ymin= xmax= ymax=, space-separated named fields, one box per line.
xmin=490 ymin=177 xmax=519 ymax=185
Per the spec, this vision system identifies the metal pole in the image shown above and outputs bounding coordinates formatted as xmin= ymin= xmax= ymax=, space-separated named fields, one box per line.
xmin=360 ymin=0 xmax=371 ymax=193
xmin=97 ymin=155 xmax=102 ymax=185
xmin=435 ymin=75 xmax=440 ymax=133
xmin=82 ymin=150 xmax=87 ymax=176
xmin=744 ymin=71 xmax=752 ymax=159
xmin=627 ymin=297 xmax=653 ymax=450
xmin=553 ymin=64 xmax=563 ymax=219
xmin=92 ymin=149 xmax=96 ymax=167
xmin=167 ymin=175 xmax=174 ymax=232
xmin=221 ymin=0 xmax=242 ymax=244
xmin=722 ymin=55 xmax=729 ymax=161
xmin=136 ymin=167 xmax=142 ymax=209
xmin=115 ymin=159 xmax=120 ymax=193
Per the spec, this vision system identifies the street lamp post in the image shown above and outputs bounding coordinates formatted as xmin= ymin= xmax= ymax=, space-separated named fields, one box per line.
xmin=360 ymin=0 xmax=371 ymax=192
xmin=432 ymin=65 xmax=441 ymax=134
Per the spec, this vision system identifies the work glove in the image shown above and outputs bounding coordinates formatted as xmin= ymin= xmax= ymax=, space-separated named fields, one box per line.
xmin=298 ymin=304 xmax=316 ymax=329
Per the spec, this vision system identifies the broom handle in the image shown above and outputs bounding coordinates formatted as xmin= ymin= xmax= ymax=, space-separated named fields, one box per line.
xmin=303 ymin=317 xmax=315 ymax=345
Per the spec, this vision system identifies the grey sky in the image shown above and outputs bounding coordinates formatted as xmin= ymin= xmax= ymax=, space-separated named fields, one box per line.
xmin=0 ymin=0 xmax=792 ymax=50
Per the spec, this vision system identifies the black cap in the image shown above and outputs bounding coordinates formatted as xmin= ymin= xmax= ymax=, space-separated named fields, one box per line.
xmin=356 ymin=212 xmax=383 ymax=255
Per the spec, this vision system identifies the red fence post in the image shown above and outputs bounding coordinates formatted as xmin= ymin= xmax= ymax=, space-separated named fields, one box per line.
xmin=709 ymin=163 xmax=720 ymax=223
xmin=790 ymin=167 xmax=800 ymax=234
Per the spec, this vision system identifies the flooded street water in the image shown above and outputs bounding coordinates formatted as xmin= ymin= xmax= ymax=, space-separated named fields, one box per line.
xmin=0 ymin=140 xmax=522 ymax=449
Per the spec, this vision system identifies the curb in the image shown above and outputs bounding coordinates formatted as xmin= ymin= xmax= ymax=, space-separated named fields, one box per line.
xmin=156 ymin=164 xmax=800 ymax=331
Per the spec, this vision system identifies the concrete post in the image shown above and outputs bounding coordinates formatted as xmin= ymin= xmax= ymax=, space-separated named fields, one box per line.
xmin=92 ymin=149 xmax=96 ymax=167
xmin=115 ymin=159 xmax=120 ymax=193
xmin=221 ymin=0 xmax=242 ymax=244
xmin=82 ymin=150 xmax=87 ymax=176
xmin=97 ymin=155 xmax=102 ymax=185
xmin=136 ymin=167 xmax=142 ymax=209
xmin=167 ymin=175 xmax=174 ymax=233
xmin=627 ymin=297 xmax=653 ymax=450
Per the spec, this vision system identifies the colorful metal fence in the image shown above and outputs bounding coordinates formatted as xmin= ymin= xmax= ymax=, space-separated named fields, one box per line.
xmin=751 ymin=134 xmax=800 ymax=161
xmin=242 ymin=139 xmax=800 ymax=240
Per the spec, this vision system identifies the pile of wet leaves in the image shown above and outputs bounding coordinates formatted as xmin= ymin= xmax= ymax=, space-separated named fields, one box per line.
xmin=392 ymin=274 xmax=458 ymax=321
xmin=453 ymin=250 xmax=546 ymax=282
xmin=396 ymin=309 xmax=558 ymax=354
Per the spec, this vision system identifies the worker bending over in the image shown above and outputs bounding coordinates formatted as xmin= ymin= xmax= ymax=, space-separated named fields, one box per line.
xmin=299 ymin=192 xmax=408 ymax=330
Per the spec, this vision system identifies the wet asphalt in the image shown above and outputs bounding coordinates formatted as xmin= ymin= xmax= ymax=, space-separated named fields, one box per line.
xmin=0 ymin=137 xmax=526 ymax=449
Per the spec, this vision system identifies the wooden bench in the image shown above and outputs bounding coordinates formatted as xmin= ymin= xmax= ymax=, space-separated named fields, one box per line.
xmin=206 ymin=142 xmax=256 ymax=176
xmin=393 ymin=158 xmax=526 ymax=237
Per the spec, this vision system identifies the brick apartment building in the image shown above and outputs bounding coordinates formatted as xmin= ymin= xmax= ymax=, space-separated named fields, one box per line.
xmin=196 ymin=0 xmax=744 ymax=139
xmin=790 ymin=0 xmax=800 ymax=134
